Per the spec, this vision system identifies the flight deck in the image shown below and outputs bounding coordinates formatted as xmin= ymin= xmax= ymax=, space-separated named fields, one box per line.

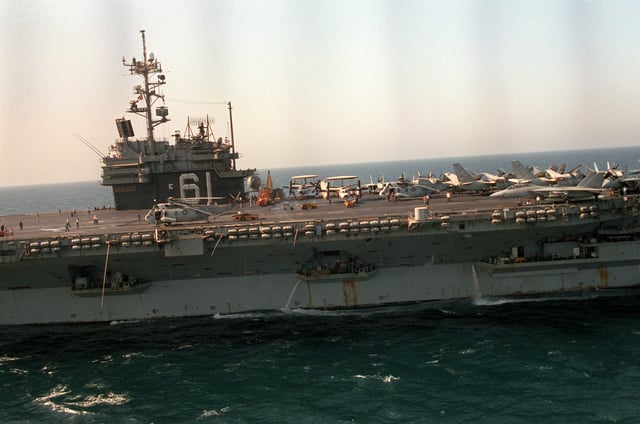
xmin=0 ymin=193 xmax=531 ymax=240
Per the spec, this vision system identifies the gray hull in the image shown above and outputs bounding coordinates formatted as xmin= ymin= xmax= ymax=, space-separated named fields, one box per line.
xmin=2 ymin=196 xmax=640 ymax=325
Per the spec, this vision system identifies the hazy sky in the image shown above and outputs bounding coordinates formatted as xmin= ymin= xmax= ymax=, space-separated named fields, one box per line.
xmin=1 ymin=0 xmax=640 ymax=187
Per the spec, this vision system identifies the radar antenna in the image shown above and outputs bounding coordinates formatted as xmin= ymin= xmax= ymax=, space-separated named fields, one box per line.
xmin=121 ymin=30 xmax=169 ymax=154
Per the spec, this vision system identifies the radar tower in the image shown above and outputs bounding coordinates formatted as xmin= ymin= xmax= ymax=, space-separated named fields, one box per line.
xmin=121 ymin=30 xmax=169 ymax=154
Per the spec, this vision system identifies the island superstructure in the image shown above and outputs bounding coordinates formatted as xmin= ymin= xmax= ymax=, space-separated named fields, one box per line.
xmin=100 ymin=30 xmax=255 ymax=210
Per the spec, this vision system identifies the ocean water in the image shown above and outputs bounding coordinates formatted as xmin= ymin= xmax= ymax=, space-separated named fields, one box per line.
xmin=2 ymin=297 xmax=640 ymax=423
xmin=2 ymin=147 xmax=640 ymax=423
xmin=0 ymin=181 xmax=114 ymax=217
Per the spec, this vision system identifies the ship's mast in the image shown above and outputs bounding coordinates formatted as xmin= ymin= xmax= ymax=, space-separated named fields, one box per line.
xmin=228 ymin=102 xmax=237 ymax=170
xmin=140 ymin=30 xmax=154 ymax=144
xmin=122 ymin=30 xmax=169 ymax=154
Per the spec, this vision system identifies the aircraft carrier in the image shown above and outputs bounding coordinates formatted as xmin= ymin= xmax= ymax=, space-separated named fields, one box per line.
xmin=1 ymin=31 xmax=640 ymax=325
xmin=2 ymin=190 xmax=640 ymax=325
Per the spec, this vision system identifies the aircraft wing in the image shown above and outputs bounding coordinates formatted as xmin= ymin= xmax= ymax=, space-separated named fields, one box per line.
xmin=414 ymin=184 xmax=440 ymax=193
xmin=511 ymin=160 xmax=536 ymax=180
xmin=507 ymin=178 xmax=532 ymax=185
xmin=324 ymin=175 xmax=359 ymax=181
xmin=529 ymin=186 xmax=607 ymax=201
xmin=490 ymin=186 xmax=541 ymax=198
xmin=166 ymin=197 xmax=233 ymax=217
xmin=574 ymin=171 xmax=605 ymax=188
xmin=622 ymin=173 xmax=640 ymax=183
xmin=452 ymin=163 xmax=475 ymax=183
xmin=291 ymin=174 xmax=319 ymax=180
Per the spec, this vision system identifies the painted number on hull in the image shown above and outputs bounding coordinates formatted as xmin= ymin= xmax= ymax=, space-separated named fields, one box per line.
xmin=179 ymin=172 xmax=213 ymax=203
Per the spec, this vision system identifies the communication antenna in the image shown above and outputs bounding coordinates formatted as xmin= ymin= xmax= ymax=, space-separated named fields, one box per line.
xmin=74 ymin=133 xmax=106 ymax=158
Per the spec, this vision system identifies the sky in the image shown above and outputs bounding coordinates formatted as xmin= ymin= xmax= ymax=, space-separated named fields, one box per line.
xmin=1 ymin=0 xmax=640 ymax=187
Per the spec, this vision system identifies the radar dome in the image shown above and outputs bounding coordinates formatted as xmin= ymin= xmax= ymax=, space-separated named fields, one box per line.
xmin=248 ymin=176 xmax=262 ymax=191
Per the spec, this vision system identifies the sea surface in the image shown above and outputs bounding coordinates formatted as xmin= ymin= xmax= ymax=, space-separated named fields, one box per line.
xmin=2 ymin=147 xmax=640 ymax=423
xmin=2 ymin=298 xmax=640 ymax=423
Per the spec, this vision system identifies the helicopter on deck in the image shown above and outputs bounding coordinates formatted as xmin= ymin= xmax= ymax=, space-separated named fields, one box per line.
xmin=144 ymin=196 xmax=240 ymax=224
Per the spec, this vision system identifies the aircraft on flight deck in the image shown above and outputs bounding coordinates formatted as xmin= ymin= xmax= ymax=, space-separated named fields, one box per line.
xmin=379 ymin=174 xmax=439 ymax=199
xmin=452 ymin=163 xmax=499 ymax=193
xmin=362 ymin=175 xmax=386 ymax=194
xmin=288 ymin=174 xmax=320 ymax=199
xmin=412 ymin=172 xmax=454 ymax=192
xmin=144 ymin=196 xmax=237 ymax=224
xmin=319 ymin=176 xmax=361 ymax=199
xmin=590 ymin=162 xmax=627 ymax=190
xmin=545 ymin=164 xmax=585 ymax=186
xmin=490 ymin=170 xmax=608 ymax=201
xmin=509 ymin=160 xmax=557 ymax=186
xmin=510 ymin=160 xmax=586 ymax=187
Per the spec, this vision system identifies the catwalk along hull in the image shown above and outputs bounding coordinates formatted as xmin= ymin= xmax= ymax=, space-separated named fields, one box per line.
xmin=2 ymin=196 xmax=640 ymax=325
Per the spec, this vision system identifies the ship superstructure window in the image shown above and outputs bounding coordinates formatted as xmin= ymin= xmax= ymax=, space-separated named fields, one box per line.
xmin=511 ymin=246 xmax=525 ymax=259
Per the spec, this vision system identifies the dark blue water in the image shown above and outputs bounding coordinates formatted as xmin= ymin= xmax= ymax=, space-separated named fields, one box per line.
xmin=2 ymin=297 xmax=640 ymax=423
xmin=2 ymin=147 xmax=640 ymax=422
